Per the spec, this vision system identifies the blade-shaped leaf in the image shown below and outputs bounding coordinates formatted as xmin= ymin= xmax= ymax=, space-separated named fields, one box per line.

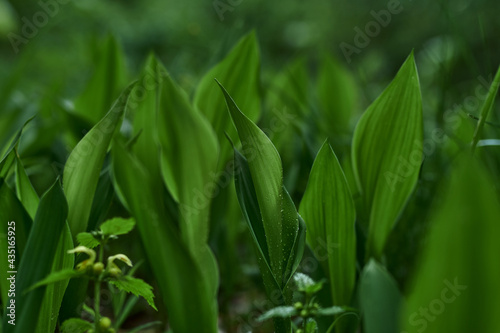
xmin=64 ymin=83 xmax=134 ymax=237
xmin=359 ymin=259 xmax=402 ymax=333
xmin=299 ymin=141 xmax=356 ymax=306
xmin=35 ymin=223 xmax=74 ymax=333
xmin=0 ymin=180 xmax=32 ymax=307
xmin=316 ymin=53 xmax=359 ymax=138
xmin=74 ymin=35 xmax=127 ymax=124
xmin=195 ymin=32 xmax=261 ymax=169
xmin=157 ymin=63 xmax=219 ymax=262
xmin=471 ymin=64 xmax=500 ymax=152
xmin=2 ymin=180 xmax=68 ymax=333
xmin=112 ymin=142 xmax=218 ymax=333
xmin=221 ymin=81 xmax=305 ymax=332
xmin=15 ymin=155 xmax=39 ymax=220
xmin=352 ymin=52 xmax=423 ymax=259
xmin=401 ymin=157 xmax=500 ymax=332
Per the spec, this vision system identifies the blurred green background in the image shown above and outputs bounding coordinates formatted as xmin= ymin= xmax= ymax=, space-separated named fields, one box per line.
xmin=1 ymin=1 xmax=500 ymax=331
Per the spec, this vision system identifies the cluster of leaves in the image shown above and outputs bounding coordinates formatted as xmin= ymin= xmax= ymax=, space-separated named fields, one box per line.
xmin=1 ymin=30 xmax=500 ymax=333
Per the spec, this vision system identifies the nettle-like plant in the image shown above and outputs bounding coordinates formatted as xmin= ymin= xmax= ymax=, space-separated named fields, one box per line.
xmin=258 ymin=273 xmax=357 ymax=333
xmin=29 ymin=217 xmax=158 ymax=333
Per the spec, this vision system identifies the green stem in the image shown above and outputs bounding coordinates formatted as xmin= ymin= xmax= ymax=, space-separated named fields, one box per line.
xmin=95 ymin=278 xmax=101 ymax=332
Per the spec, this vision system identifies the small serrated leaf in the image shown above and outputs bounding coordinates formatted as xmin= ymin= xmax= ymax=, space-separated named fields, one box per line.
xmin=60 ymin=318 xmax=93 ymax=333
xmin=99 ymin=217 xmax=135 ymax=236
xmin=109 ymin=276 xmax=157 ymax=311
xmin=257 ymin=306 xmax=297 ymax=322
xmin=76 ymin=232 xmax=100 ymax=249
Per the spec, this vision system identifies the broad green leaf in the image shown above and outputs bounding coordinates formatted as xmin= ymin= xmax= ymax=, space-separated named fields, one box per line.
xmin=0 ymin=180 xmax=32 ymax=307
xmin=352 ymin=52 xmax=423 ymax=259
xmin=157 ymin=64 xmax=219 ymax=262
xmin=74 ymin=35 xmax=127 ymax=124
xmin=15 ymin=155 xmax=39 ymax=220
xmin=220 ymin=82 xmax=295 ymax=283
xmin=402 ymin=157 xmax=500 ymax=332
xmin=64 ymin=84 xmax=134 ymax=237
xmin=60 ymin=318 xmax=93 ymax=333
xmin=222 ymin=82 xmax=305 ymax=333
xmin=359 ymin=260 xmax=402 ymax=333
xmin=299 ymin=141 xmax=356 ymax=306
xmin=112 ymin=142 xmax=218 ymax=333
xmin=257 ymin=306 xmax=297 ymax=322
xmin=36 ymin=223 xmax=74 ymax=333
xmin=129 ymin=54 xmax=165 ymax=188
xmin=316 ymin=53 xmax=359 ymax=138
xmin=76 ymin=232 xmax=100 ymax=249
xmin=100 ymin=217 xmax=135 ymax=236
xmin=109 ymin=276 xmax=157 ymax=310
xmin=194 ymin=32 xmax=261 ymax=170
xmin=471 ymin=64 xmax=500 ymax=152
xmin=2 ymin=180 xmax=68 ymax=333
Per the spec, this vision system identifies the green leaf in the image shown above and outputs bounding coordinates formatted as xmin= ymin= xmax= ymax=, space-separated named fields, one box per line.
xmin=305 ymin=318 xmax=318 ymax=333
xmin=401 ymin=157 xmax=500 ymax=332
xmin=2 ymin=180 xmax=68 ymax=333
xmin=194 ymin=32 xmax=261 ymax=170
xmin=0 ymin=180 xmax=32 ymax=307
xmin=0 ymin=116 xmax=34 ymax=178
xmin=36 ymin=223 xmax=75 ymax=333
xmin=471 ymin=64 xmax=500 ymax=153
xmin=60 ymin=318 xmax=93 ymax=333
xmin=293 ymin=273 xmax=324 ymax=295
xmin=109 ymin=276 xmax=157 ymax=311
xmin=76 ymin=232 xmax=100 ymax=249
xmin=74 ymin=35 xmax=127 ymax=124
xmin=316 ymin=53 xmax=359 ymax=138
xmin=157 ymin=63 xmax=219 ymax=262
xmin=64 ymin=83 xmax=134 ymax=237
xmin=15 ymin=155 xmax=39 ymax=220
xmin=317 ymin=306 xmax=352 ymax=317
xmin=100 ymin=217 xmax=135 ymax=236
xmin=257 ymin=306 xmax=297 ymax=322
xmin=29 ymin=269 xmax=84 ymax=290
xmin=352 ymin=52 xmax=423 ymax=259
xmin=219 ymin=81 xmax=304 ymax=287
xmin=112 ymin=142 xmax=218 ymax=333
xmin=359 ymin=259 xmax=402 ymax=333
xmin=299 ymin=141 xmax=356 ymax=306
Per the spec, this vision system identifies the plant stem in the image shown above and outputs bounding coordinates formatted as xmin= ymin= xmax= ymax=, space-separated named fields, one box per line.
xmin=95 ymin=278 xmax=101 ymax=332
